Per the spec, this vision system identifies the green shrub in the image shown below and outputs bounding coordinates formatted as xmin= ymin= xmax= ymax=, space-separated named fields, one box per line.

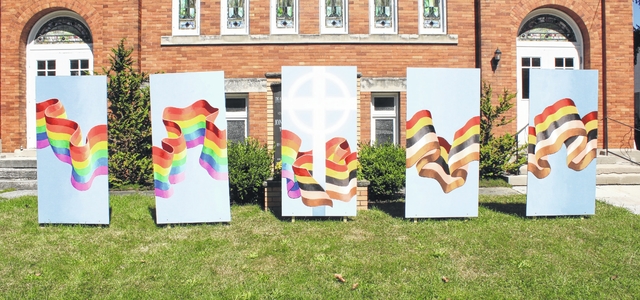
xmin=480 ymin=82 xmax=527 ymax=178
xmin=357 ymin=142 xmax=405 ymax=201
xmin=228 ymin=138 xmax=272 ymax=204
xmin=105 ymin=39 xmax=153 ymax=189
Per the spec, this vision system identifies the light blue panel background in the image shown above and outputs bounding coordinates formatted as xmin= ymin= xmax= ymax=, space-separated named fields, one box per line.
xmin=36 ymin=76 xmax=109 ymax=224
xmin=405 ymin=68 xmax=480 ymax=218
xmin=527 ymin=69 xmax=598 ymax=216
xmin=281 ymin=66 xmax=357 ymax=217
xmin=150 ymin=71 xmax=231 ymax=224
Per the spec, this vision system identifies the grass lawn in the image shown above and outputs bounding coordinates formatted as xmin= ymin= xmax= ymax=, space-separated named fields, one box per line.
xmin=1 ymin=194 xmax=639 ymax=299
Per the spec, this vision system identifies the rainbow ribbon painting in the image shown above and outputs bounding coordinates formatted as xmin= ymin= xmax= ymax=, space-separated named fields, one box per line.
xmin=406 ymin=110 xmax=480 ymax=193
xmin=152 ymin=100 xmax=228 ymax=198
xmin=35 ymin=98 xmax=108 ymax=191
xmin=528 ymin=98 xmax=597 ymax=179
xmin=282 ymin=129 xmax=358 ymax=207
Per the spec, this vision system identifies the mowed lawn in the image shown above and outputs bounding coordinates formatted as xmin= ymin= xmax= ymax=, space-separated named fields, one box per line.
xmin=0 ymin=194 xmax=639 ymax=299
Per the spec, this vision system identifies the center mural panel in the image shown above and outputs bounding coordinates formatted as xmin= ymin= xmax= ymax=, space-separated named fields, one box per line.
xmin=281 ymin=66 xmax=358 ymax=217
xmin=405 ymin=68 xmax=481 ymax=218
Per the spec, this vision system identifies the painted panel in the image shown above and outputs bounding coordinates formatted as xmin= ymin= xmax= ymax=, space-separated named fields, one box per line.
xmin=527 ymin=69 xmax=598 ymax=216
xmin=36 ymin=76 xmax=109 ymax=224
xmin=151 ymin=72 xmax=231 ymax=224
xmin=281 ymin=66 xmax=358 ymax=217
xmin=405 ymin=68 xmax=481 ymax=218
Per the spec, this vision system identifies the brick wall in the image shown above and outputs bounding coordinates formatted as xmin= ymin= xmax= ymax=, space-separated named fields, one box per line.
xmin=0 ymin=0 xmax=635 ymax=151
xmin=479 ymin=0 xmax=634 ymax=149
xmin=0 ymin=0 xmax=140 ymax=151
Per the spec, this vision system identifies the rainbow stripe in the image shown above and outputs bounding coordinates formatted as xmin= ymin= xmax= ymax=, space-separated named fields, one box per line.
xmin=35 ymin=98 xmax=108 ymax=191
xmin=528 ymin=98 xmax=598 ymax=179
xmin=153 ymin=100 xmax=228 ymax=198
xmin=281 ymin=129 xmax=302 ymax=199
xmin=406 ymin=110 xmax=480 ymax=193
xmin=281 ymin=130 xmax=357 ymax=207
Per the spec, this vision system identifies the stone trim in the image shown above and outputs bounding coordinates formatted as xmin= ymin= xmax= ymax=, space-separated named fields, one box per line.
xmin=360 ymin=77 xmax=406 ymax=92
xmin=161 ymin=34 xmax=458 ymax=46
xmin=225 ymin=78 xmax=267 ymax=93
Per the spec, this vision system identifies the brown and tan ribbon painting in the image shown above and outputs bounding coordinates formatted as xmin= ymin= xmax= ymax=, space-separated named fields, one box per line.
xmin=282 ymin=130 xmax=358 ymax=207
xmin=528 ymin=98 xmax=598 ymax=179
xmin=406 ymin=110 xmax=480 ymax=193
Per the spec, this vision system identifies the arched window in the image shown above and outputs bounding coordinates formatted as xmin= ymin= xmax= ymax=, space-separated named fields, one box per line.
xmin=33 ymin=16 xmax=92 ymax=44
xmin=25 ymin=11 xmax=94 ymax=148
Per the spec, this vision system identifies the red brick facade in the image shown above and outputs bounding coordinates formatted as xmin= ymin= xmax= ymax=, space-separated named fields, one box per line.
xmin=0 ymin=0 xmax=634 ymax=151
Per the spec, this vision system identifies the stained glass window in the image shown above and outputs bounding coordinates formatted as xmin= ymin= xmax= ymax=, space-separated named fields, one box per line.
xmin=227 ymin=0 xmax=246 ymax=29
xmin=518 ymin=15 xmax=576 ymax=42
xmin=423 ymin=0 xmax=441 ymax=29
xmin=325 ymin=0 xmax=344 ymax=28
xmin=374 ymin=0 xmax=393 ymax=28
xmin=276 ymin=0 xmax=295 ymax=28
xmin=179 ymin=0 xmax=197 ymax=29
xmin=34 ymin=17 xmax=91 ymax=44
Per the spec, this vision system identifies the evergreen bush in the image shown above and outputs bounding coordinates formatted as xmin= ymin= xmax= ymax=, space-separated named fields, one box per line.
xmin=480 ymin=82 xmax=527 ymax=178
xmin=357 ymin=142 xmax=406 ymax=201
xmin=105 ymin=39 xmax=153 ymax=189
xmin=228 ymin=138 xmax=273 ymax=204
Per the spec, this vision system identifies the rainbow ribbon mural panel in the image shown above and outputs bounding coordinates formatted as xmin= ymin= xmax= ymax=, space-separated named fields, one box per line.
xmin=36 ymin=76 xmax=109 ymax=224
xmin=150 ymin=72 xmax=231 ymax=224
xmin=281 ymin=66 xmax=358 ymax=217
xmin=526 ymin=69 xmax=598 ymax=216
xmin=405 ymin=68 xmax=481 ymax=218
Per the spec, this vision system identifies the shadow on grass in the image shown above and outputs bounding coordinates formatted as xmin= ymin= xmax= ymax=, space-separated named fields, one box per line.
xmin=480 ymin=202 xmax=527 ymax=218
xmin=147 ymin=206 xmax=231 ymax=227
xmin=369 ymin=200 xmax=405 ymax=219
xmin=148 ymin=207 xmax=157 ymax=224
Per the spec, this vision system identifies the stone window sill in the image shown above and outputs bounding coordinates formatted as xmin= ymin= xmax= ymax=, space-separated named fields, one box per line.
xmin=161 ymin=34 xmax=458 ymax=46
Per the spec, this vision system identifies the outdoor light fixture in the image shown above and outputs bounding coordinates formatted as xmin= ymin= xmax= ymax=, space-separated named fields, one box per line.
xmin=491 ymin=48 xmax=502 ymax=72
xmin=494 ymin=48 xmax=502 ymax=62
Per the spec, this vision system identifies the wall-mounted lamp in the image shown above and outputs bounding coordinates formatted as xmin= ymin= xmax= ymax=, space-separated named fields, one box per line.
xmin=492 ymin=48 xmax=502 ymax=72
xmin=494 ymin=48 xmax=502 ymax=62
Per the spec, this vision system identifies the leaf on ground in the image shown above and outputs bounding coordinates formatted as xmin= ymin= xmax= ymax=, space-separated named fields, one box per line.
xmin=351 ymin=283 xmax=359 ymax=290
xmin=441 ymin=276 xmax=449 ymax=283
xmin=35 ymin=273 xmax=41 ymax=277
xmin=334 ymin=274 xmax=346 ymax=283
xmin=610 ymin=275 xmax=619 ymax=280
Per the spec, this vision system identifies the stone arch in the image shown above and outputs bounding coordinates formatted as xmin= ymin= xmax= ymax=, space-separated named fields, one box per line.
xmin=511 ymin=2 xmax=594 ymax=68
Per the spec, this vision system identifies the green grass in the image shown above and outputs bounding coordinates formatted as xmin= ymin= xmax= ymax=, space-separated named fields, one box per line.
xmin=0 ymin=187 xmax=17 ymax=194
xmin=1 ymin=194 xmax=639 ymax=299
xmin=479 ymin=177 xmax=512 ymax=188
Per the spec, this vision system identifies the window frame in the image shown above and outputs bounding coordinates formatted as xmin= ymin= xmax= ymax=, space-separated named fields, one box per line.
xmin=226 ymin=94 xmax=249 ymax=143
xmin=370 ymin=93 xmax=399 ymax=145
xmin=418 ymin=0 xmax=446 ymax=35
xmin=221 ymin=0 xmax=250 ymax=35
xmin=173 ymin=0 xmax=201 ymax=36
xmin=320 ymin=0 xmax=348 ymax=34
xmin=271 ymin=0 xmax=299 ymax=34
xmin=369 ymin=0 xmax=398 ymax=34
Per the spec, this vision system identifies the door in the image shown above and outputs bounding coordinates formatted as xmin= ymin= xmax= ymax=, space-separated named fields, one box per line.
xmin=516 ymin=46 xmax=580 ymax=143
xmin=26 ymin=50 xmax=93 ymax=148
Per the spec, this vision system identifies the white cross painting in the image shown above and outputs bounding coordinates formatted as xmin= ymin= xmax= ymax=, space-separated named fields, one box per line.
xmin=280 ymin=66 xmax=358 ymax=217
